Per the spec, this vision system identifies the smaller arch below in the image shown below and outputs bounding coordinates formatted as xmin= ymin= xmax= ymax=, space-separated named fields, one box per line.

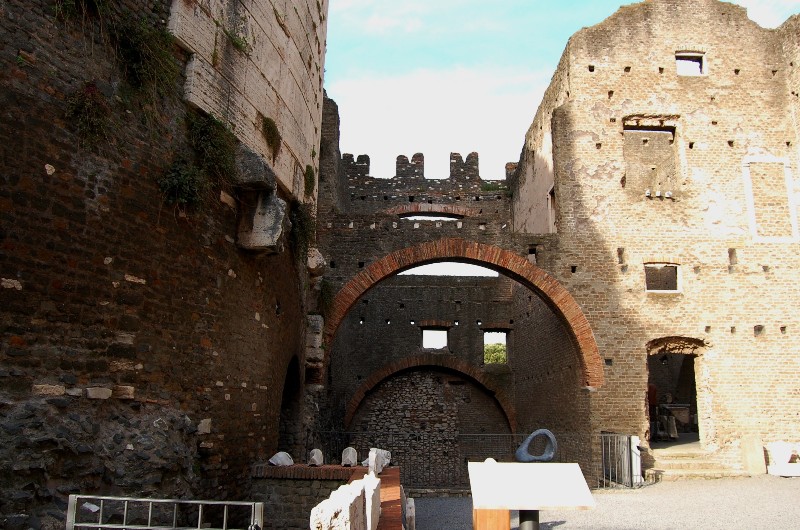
xmin=344 ymin=353 xmax=518 ymax=433
xmin=646 ymin=336 xmax=708 ymax=356
xmin=384 ymin=203 xmax=477 ymax=218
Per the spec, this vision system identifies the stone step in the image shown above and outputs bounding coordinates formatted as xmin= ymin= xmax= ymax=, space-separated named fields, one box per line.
xmin=650 ymin=458 xmax=728 ymax=471
xmin=645 ymin=468 xmax=749 ymax=481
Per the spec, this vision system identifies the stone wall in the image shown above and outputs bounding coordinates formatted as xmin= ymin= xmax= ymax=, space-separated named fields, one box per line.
xmin=512 ymin=0 xmax=800 ymax=467
xmin=251 ymin=466 xmax=363 ymax=530
xmin=0 ymin=0 xmax=324 ymax=525
xmin=169 ymin=0 xmax=327 ymax=198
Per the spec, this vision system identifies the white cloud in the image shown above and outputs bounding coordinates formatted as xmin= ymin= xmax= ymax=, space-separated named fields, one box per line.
xmin=735 ymin=0 xmax=799 ymax=27
xmin=327 ymin=67 xmax=549 ymax=180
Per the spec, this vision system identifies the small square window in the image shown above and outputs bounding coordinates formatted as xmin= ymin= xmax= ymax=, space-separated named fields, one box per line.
xmin=644 ymin=263 xmax=680 ymax=293
xmin=483 ymin=331 xmax=508 ymax=364
xmin=676 ymin=52 xmax=705 ymax=76
xmin=422 ymin=329 xmax=448 ymax=349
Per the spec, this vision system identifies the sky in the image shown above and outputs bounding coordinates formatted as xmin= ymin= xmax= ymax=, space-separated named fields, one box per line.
xmin=323 ymin=0 xmax=800 ymax=181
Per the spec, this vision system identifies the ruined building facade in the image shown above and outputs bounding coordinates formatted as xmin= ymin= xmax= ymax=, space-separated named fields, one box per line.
xmin=1 ymin=0 xmax=800 ymax=526
xmin=315 ymin=0 xmax=800 ymax=486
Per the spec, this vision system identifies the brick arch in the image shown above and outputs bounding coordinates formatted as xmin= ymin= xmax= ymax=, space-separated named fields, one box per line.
xmin=324 ymin=238 xmax=604 ymax=388
xmin=383 ymin=203 xmax=478 ymax=217
xmin=344 ymin=353 xmax=518 ymax=432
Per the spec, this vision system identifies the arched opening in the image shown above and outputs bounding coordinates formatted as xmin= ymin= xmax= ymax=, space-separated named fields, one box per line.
xmin=646 ymin=337 xmax=706 ymax=449
xmin=278 ymin=355 xmax=303 ymax=457
xmin=319 ymin=240 xmax=601 ymax=488
xmin=323 ymin=239 xmax=603 ymax=388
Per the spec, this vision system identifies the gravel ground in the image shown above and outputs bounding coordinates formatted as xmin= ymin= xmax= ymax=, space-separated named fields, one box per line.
xmin=414 ymin=475 xmax=800 ymax=529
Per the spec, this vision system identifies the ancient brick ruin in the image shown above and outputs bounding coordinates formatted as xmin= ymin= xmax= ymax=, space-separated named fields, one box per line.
xmin=2 ymin=0 xmax=800 ymax=528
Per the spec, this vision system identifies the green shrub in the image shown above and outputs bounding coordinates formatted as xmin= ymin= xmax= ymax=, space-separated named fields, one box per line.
xmin=187 ymin=111 xmax=237 ymax=184
xmin=66 ymin=81 xmax=111 ymax=146
xmin=113 ymin=17 xmax=179 ymax=100
xmin=289 ymin=201 xmax=316 ymax=260
xmin=261 ymin=116 xmax=282 ymax=161
xmin=158 ymin=159 xmax=208 ymax=207
xmin=304 ymin=165 xmax=316 ymax=196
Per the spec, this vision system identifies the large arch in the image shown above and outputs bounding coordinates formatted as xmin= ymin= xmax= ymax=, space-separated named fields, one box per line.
xmin=344 ymin=353 xmax=518 ymax=432
xmin=324 ymin=238 xmax=604 ymax=388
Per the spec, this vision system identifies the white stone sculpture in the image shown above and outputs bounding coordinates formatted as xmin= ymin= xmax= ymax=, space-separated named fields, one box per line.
xmin=342 ymin=446 xmax=358 ymax=467
xmin=268 ymin=451 xmax=294 ymax=466
xmin=309 ymin=448 xmax=324 ymax=466
xmin=368 ymin=448 xmax=391 ymax=475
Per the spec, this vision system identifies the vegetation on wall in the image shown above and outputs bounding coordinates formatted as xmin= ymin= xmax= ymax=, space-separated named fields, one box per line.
xmin=261 ymin=115 xmax=282 ymax=161
xmin=158 ymin=158 xmax=208 ymax=208
xmin=304 ymin=165 xmax=316 ymax=196
xmin=289 ymin=200 xmax=316 ymax=260
xmin=186 ymin=111 xmax=237 ymax=185
xmin=53 ymin=0 xmax=109 ymax=20
xmin=66 ymin=81 xmax=111 ymax=146
xmin=222 ymin=26 xmax=249 ymax=54
xmin=114 ymin=17 xmax=180 ymax=101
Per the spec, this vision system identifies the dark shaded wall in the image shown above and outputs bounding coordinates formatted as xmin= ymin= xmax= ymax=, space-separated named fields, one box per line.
xmin=1 ymin=2 xmax=306 ymax=526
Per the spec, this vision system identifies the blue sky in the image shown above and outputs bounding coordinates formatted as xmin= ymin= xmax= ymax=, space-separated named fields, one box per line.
xmin=324 ymin=0 xmax=800 ymax=180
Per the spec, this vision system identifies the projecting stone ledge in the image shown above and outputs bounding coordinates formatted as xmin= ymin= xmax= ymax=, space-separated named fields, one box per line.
xmin=234 ymin=144 xmax=277 ymax=191
xmin=237 ymin=192 xmax=289 ymax=253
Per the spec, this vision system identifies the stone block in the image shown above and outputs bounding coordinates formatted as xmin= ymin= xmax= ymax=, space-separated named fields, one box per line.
xmin=112 ymin=385 xmax=135 ymax=400
xmin=235 ymin=143 xmax=277 ymax=191
xmin=197 ymin=418 xmax=212 ymax=435
xmin=363 ymin=472 xmax=381 ymax=530
xmin=237 ymin=191 xmax=289 ymax=253
xmin=310 ymin=480 xmax=366 ymax=530
xmin=406 ymin=498 xmax=416 ymax=530
xmin=307 ymin=248 xmax=326 ymax=276
xmin=86 ymin=387 xmax=112 ymax=400
xmin=307 ymin=347 xmax=324 ymax=362
xmin=368 ymin=448 xmax=391 ymax=475
xmin=32 ymin=384 xmax=65 ymax=396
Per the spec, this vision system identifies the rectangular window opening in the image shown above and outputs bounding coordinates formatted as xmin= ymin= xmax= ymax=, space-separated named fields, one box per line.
xmin=483 ymin=331 xmax=508 ymax=364
xmin=676 ymin=52 xmax=705 ymax=76
xmin=644 ymin=263 xmax=680 ymax=293
xmin=422 ymin=328 xmax=448 ymax=349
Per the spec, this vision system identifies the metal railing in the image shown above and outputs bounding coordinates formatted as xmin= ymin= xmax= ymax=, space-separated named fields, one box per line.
xmin=599 ymin=432 xmax=646 ymax=488
xmin=314 ymin=431 xmax=581 ymax=490
xmin=66 ymin=495 xmax=264 ymax=530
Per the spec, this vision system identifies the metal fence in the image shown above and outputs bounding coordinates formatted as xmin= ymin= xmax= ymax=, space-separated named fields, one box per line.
xmin=66 ymin=495 xmax=264 ymax=530
xmin=315 ymin=431 xmax=581 ymax=490
xmin=314 ymin=430 xmax=651 ymax=491
xmin=598 ymin=432 xmax=646 ymax=488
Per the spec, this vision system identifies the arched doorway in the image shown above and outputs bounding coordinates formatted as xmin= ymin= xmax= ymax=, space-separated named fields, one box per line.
xmin=646 ymin=337 xmax=706 ymax=447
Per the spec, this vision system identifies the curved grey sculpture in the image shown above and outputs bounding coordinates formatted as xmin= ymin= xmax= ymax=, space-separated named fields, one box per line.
xmin=515 ymin=429 xmax=558 ymax=463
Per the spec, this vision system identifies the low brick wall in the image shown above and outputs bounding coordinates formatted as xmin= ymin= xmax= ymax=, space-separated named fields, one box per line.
xmin=250 ymin=465 xmax=367 ymax=530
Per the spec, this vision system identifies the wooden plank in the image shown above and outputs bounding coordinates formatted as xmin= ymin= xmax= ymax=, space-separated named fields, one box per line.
xmin=473 ymin=509 xmax=511 ymax=530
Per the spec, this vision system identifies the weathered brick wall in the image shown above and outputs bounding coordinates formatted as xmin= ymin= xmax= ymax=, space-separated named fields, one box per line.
xmin=513 ymin=0 xmax=800 ymax=468
xmin=0 ymin=1 xmax=316 ymax=525
xmin=327 ymin=275 xmax=515 ymax=429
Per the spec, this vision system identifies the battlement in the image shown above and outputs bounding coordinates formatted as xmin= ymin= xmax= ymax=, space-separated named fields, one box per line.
xmin=342 ymin=151 xmax=484 ymax=180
